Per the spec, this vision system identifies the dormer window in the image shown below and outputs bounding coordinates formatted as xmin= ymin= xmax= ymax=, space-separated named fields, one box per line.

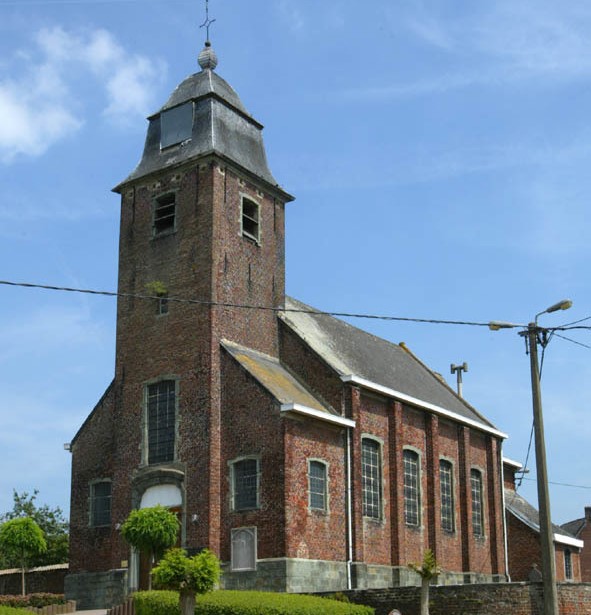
xmin=160 ymin=102 xmax=193 ymax=149
xmin=153 ymin=193 xmax=176 ymax=236
xmin=241 ymin=197 xmax=260 ymax=243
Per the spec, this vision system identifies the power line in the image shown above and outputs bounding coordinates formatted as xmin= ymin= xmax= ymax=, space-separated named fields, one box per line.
xmin=0 ymin=279 xmax=498 ymax=327
xmin=554 ymin=332 xmax=591 ymax=350
xmin=520 ymin=476 xmax=591 ymax=490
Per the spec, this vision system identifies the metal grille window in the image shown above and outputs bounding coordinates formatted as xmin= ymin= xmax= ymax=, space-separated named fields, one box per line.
xmin=241 ymin=197 xmax=260 ymax=242
xmin=403 ymin=449 xmax=421 ymax=526
xmin=153 ymin=193 xmax=176 ymax=236
xmin=308 ymin=460 xmax=327 ymax=511
xmin=471 ymin=469 xmax=484 ymax=537
xmin=361 ymin=438 xmax=382 ymax=519
xmin=90 ymin=481 xmax=111 ymax=527
xmin=147 ymin=380 xmax=176 ymax=465
xmin=231 ymin=527 xmax=257 ymax=571
xmin=440 ymin=460 xmax=455 ymax=532
xmin=565 ymin=549 xmax=573 ymax=580
xmin=232 ymin=458 xmax=259 ymax=511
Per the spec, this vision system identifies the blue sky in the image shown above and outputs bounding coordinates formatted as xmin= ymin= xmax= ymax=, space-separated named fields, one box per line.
xmin=0 ymin=0 xmax=590 ymax=528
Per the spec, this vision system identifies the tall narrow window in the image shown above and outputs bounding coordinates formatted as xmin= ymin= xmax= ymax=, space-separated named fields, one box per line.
xmin=361 ymin=438 xmax=381 ymax=519
xmin=157 ymin=293 xmax=169 ymax=315
xmin=147 ymin=380 xmax=176 ymax=464
xmin=231 ymin=527 xmax=257 ymax=571
xmin=241 ymin=197 xmax=260 ymax=242
xmin=231 ymin=458 xmax=260 ymax=511
xmin=90 ymin=481 xmax=111 ymax=527
xmin=153 ymin=193 xmax=176 ymax=236
xmin=470 ymin=469 xmax=484 ymax=537
xmin=564 ymin=549 xmax=573 ymax=580
xmin=440 ymin=460 xmax=455 ymax=532
xmin=308 ymin=460 xmax=327 ymax=512
xmin=403 ymin=449 xmax=421 ymax=526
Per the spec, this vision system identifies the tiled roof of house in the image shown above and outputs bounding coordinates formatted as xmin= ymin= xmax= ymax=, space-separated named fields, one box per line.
xmin=561 ymin=517 xmax=586 ymax=538
xmin=505 ymin=488 xmax=583 ymax=548
xmin=280 ymin=297 xmax=501 ymax=435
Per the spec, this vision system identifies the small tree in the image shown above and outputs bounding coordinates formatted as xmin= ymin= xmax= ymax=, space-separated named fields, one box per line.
xmin=120 ymin=506 xmax=179 ymax=589
xmin=152 ymin=547 xmax=220 ymax=615
xmin=0 ymin=517 xmax=47 ymax=595
xmin=408 ymin=549 xmax=441 ymax=615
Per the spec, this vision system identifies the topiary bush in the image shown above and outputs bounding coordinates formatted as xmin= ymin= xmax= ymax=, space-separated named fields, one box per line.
xmin=134 ymin=589 xmax=374 ymax=615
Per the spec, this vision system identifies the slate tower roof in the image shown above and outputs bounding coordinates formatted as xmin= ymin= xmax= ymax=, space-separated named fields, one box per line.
xmin=115 ymin=42 xmax=289 ymax=196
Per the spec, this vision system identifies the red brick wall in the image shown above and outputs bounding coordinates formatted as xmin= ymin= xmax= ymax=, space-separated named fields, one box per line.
xmin=506 ymin=509 xmax=581 ymax=582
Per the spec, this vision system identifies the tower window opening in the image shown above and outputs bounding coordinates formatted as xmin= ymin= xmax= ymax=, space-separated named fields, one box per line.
xmin=160 ymin=102 xmax=193 ymax=149
xmin=154 ymin=193 xmax=176 ymax=236
xmin=241 ymin=197 xmax=260 ymax=243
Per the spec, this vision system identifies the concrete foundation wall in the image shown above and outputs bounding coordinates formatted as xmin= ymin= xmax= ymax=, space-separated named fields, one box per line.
xmin=64 ymin=570 xmax=127 ymax=610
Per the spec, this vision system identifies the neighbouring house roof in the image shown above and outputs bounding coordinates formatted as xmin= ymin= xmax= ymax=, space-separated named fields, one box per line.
xmin=562 ymin=517 xmax=587 ymax=538
xmin=280 ymin=297 xmax=505 ymax=438
xmin=221 ymin=340 xmax=354 ymax=429
xmin=505 ymin=488 xmax=584 ymax=549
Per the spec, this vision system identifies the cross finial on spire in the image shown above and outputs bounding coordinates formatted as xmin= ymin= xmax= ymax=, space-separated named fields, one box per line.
xmin=198 ymin=0 xmax=218 ymax=70
xmin=200 ymin=0 xmax=216 ymax=44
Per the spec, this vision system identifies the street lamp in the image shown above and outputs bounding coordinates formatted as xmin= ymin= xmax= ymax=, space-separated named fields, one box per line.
xmin=490 ymin=299 xmax=572 ymax=615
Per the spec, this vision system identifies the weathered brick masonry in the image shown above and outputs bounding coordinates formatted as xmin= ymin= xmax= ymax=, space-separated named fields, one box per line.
xmin=67 ymin=41 xmax=509 ymax=607
xmin=338 ymin=582 xmax=591 ymax=615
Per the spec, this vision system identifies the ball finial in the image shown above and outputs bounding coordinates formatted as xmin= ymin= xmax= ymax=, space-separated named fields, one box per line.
xmin=198 ymin=41 xmax=218 ymax=70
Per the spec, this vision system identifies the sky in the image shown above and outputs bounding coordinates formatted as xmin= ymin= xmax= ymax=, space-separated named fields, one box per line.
xmin=0 ymin=0 xmax=590 ymax=529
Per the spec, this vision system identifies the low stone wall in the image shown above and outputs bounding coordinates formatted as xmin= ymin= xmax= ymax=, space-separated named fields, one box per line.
xmin=339 ymin=582 xmax=591 ymax=615
xmin=0 ymin=564 xmax=68 ymax=595
xmin=64 ymin=569 xmax=127 ymax=610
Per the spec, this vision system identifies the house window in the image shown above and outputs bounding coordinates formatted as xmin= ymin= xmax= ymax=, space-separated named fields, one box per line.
xmin=403 ymin=449 xmax=421 ymax=527
xmin=153 ymin=193 xmax=176 ymax=236
xmin=90 ymin=481 xmax=111 ymax=527
xmin=440 ymin=459 xmax=455 ymax=532
xmin=308 ymin=460 xmax=327 ymax=512
xmin=361 ymin=438 xmax=382 ymax=519
xmin=147 ymin=380 xmax=176 ymax=465
xmin=160 ymin=102 xmax=193 ymax=149
xmin=241 ymin=197 xmax=260 ymax=242
xmin=470 ymin=469 xmax=484 ymax=537
xmin=564 ymin=549 xmax=573 ymax=580
xmin=231 ymin=458 xmax=260 ymax=511
xmin=231 ymin=527 xmax=257 ymax=571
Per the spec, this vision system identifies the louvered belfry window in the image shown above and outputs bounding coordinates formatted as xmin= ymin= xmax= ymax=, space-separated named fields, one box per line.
xmin=147 ymin=380 xmax=176 ymax=464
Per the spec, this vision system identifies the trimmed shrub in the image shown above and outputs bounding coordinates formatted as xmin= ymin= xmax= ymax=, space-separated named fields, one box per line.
xmin=134 ymin=590 xmax=374 ymax=615
xmin=133 ymin=591 xmax=179 ymax=615
xmin=0 ymin=595 xmax=65 ymax=609
xmin=196 ymin=590 xmax=374 ymax=615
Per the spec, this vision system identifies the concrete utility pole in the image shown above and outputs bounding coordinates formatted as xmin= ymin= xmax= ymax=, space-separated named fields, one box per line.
xmin=450 ymin=362 xmax=468 ymax=397
xmin=490 ymin=298 xmax=571 ymax=615
xmin=526 ymin=322 xmax=558 ymax=615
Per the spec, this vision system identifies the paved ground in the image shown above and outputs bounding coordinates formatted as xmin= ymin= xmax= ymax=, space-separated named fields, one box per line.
xmin=71 ymin=610 xmax=107 ymax=615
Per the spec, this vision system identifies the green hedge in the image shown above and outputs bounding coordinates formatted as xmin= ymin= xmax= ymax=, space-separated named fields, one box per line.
xmin=134 ymin=590 xmax=374 ymax=615
xmin=0 ymin=595 xmax=65 ymax=609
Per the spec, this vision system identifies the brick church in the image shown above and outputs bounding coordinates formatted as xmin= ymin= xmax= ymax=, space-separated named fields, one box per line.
xmin=66 ymin=39 xmax=509 ymax=608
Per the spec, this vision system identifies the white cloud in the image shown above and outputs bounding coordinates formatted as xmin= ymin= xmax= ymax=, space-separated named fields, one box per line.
xmin=277 ymin=0 xmax=305 ymax=32
xmin=0 ymin=26 xmax=166 ymax=163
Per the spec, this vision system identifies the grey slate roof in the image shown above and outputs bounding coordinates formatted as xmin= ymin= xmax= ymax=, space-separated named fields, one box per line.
xmin=505 ymin=488 xmax=581 ymax=546
xmin=561 ymin=517 xmax=586 ymax=538
xmin=280 ymin=297 xmax=499 ymax=433
xmin=115 ymin=68 xmax=290 ymax=195
xmin=221 ymin=339 xmax=335 ymax=415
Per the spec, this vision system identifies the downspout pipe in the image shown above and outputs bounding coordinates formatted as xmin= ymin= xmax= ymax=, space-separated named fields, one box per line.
xmin=346 ymin=426 xmax=353 ymax=590
xmin=500 ymin=442 xmax=511 ymax=582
